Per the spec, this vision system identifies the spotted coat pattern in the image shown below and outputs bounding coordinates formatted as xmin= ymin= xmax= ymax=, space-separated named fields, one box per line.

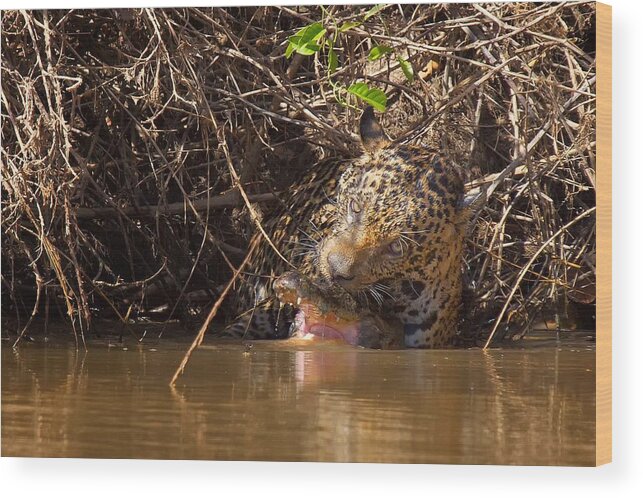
xmin=224 ymin=108 xmax=467 ymax=348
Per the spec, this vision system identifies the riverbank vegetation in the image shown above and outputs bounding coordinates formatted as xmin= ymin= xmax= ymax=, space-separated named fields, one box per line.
xmin=1 ymin=4 xmax=597 ymax=346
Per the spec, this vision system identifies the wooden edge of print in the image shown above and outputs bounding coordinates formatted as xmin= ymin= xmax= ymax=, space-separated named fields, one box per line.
xmin=595 ymin=1 xmax=612 ymax=466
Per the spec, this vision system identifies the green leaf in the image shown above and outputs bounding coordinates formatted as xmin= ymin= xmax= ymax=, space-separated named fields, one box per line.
xmin=364 ymin=4 xmax=388 ymax=20
xmin=286 ymin=23 xmax=327 ymax=58
xmin=328 ymin=46 xmax=338 ymax=73
xmin=368 ymin=45 xmax=393 ymax=61
xmin=286 ymin=39 xmax=323 ymax=57
xmin=339 ymin=21 xmax=361 ymax=32
xmin=300 ymin=22 xmax=326 ymax=40
xmin=398 ymin=56 xmax=414 ymax=82
xmin=285 ymin=42 xmax=296 ymax=59
xmin=347 ymin=83 xmax=387 ymax=112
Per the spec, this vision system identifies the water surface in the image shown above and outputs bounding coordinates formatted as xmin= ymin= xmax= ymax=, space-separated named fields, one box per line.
xmin=2 ymin=334 xmax=596 ymax=465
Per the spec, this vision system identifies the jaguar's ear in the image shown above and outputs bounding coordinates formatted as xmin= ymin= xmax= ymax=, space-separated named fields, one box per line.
xmin=359 ymin=106 xmax=391 ymax=153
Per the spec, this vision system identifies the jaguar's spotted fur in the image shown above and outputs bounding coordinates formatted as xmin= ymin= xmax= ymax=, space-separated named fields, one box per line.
xmin=223 ymin=107 xmax=467 ymax=348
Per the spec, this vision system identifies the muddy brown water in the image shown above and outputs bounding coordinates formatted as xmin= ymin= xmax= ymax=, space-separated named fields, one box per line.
xmin=1 ymin=329 xmax=596 ymax=465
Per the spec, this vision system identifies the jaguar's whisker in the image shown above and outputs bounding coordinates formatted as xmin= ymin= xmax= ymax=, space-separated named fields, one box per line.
xmin=373 ymin=283 xmax=394 ymax=300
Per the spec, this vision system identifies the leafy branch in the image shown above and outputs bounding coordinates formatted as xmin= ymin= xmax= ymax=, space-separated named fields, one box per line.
xmin=285 ymin=4 xmax=414 ymax=112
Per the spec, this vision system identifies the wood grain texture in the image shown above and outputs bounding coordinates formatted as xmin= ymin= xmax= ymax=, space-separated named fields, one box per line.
xmin=596 ymin=1 xmax=612 ymax=466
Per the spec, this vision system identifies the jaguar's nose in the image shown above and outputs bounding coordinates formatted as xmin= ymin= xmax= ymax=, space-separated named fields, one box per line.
xmin=327 ymin=252 xmax=355 ymax=284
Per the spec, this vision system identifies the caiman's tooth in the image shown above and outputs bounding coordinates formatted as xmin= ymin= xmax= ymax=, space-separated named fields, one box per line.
xmin=296 ymin=297 xmax=302 ymax=305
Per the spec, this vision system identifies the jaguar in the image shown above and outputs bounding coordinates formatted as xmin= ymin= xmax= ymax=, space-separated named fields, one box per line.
xmin=222 ymin=107 xmax=468 ymax=348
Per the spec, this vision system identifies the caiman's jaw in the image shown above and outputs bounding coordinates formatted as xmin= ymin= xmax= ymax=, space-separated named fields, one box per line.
xmin=274 ymin=271 xmax=362 ymax=345
xmin=293 ymin=305 xmax=361 ymax=346
xmin=274 ymin=271 xmax=404 ymax=350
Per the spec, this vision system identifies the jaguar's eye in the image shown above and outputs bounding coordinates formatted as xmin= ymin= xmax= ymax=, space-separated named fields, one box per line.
xmin=349 ymin=198 xmax=362 ymax=216
xmin=388 ymin=239 xmax=404 ymax=257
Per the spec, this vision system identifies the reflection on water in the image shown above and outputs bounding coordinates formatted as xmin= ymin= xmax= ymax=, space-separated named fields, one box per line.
xmin=2 ymin=337 xmax=595 ymax=465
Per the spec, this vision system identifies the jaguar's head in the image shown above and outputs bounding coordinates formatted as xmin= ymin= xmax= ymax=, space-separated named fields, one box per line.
xmin=317 ymin=107 xmax=465 ymax=295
